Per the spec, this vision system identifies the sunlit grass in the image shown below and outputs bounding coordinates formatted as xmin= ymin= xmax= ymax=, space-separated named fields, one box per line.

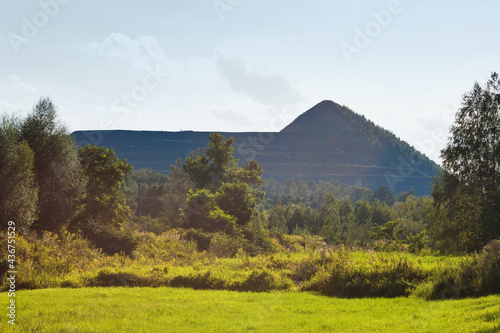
xmin=2 ymin=287 xmax=499 ymax=332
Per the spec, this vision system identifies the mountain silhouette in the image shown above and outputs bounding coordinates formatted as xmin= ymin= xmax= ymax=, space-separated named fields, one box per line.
xmin=73 ymin=101 xmax=440 ymax=195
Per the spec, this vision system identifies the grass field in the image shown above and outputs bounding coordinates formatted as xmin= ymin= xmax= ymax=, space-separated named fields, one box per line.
xmin=2 ymin=287 xmax=499 ymax=332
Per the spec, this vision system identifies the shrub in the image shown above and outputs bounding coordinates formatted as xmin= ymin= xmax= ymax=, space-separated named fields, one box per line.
xmin=84 ymin=268 xmax=140 ymax=287
xmin=208 ymin=233 xmax=241 ymax=258
xmin=480 ymin=240 xmax=500 ymax=294
xmin=274 ymin=234 xmax=306 ymax=252
xmin=242 ymin=229 xmax=277 ymax=256
xmin=182 ymin=228 xmax=213 ymax=252
xmin=59 ymin=275 xmax=83 ymax=288
xmin=169 ymin=271 xmax=226 ymax=290
xmin=290 ymin=256 xmax=320 ymax=283
xmin=302 ymin=253 xmax=427 ymax=298
xmin=236 ymin=269 xmax=292 ymax=292
xmin=0 ymin=231 xmax=103 ymax=290
xmin=411 ymin=244 xmax=500 ymax=300
xmin=411 ymin=258 xmax=480 ymax=300
xmin=132 ymin=231 xmax=199 ymax=265
xmin=124 ymin=216 xmax=172 ymax=235
xmin=90 ymin=228 xmax=138 ymax=255
xmin=406 ymin=231 xmax=429 ymax=254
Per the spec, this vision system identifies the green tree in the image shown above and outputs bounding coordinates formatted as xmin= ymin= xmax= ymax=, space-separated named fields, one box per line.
xmin=398 ymin=189 xmax=415 ymax=202
xmin=0 ymin=115 xmax=38 ymax=233
xmin=183 ymin=133 xmax=238 ymax=191
xmin=351 ymin=200 xmax=374 ymax=245
xmin=20 ymin=98 xmax=85 ymax=232
xmin=406 ymin=231 xmax=429 ymax=253
xmin=282 ymin=178 xmax=298 ymax=198
xmin=429 ymin=171 xmax=484 ymax=253
xmin=216 ymin=182 xmax=256 ymax=227
xmin=267 ymin=201 xmax=293 ymax=233
xmin=371 ymin=199 xmax=393 ymax=225
xmin=430 ymin=73 xmax=500 ymax=253
xmin=392 ymin=195 xmax=429 ymax=239
xmin=354 ymin=200 xmax=372 ymax=225
xmin=122 ymin=167 xmax=178 ymax=219
xmin=139 ymin=184 xmax=166 ymax=218
xmin=288 ymin=204 xmax=317 ymax=235
xmin=157 ymin=159 xmax=195 ymax=226
xmin=236 ymin=160 xmax=264 ymax=187
xmin=181 ymin=133 xmax=263 ymax=233
xmin=261 ymin=178 xmax=282 ymax=201
xmin=132 ymin=161 xmax=194 ymax=226
xmin=339 ymin=198 xmax=357 ymax=244
xmin=371 ymin=220 xmax=402 ymax=241
xmin=297 ymin=180 xmax=314 ymax=200
xmin=339 ymin=198 xmax=355 ymax=225
xmin=374 ymin=186 xmax=396 ymax=206
xmin=350 ymin=187 xmax=374 ymax=203
xmin=181 ymin=189 xmax=238 ymax=233
xmin=71 ymin=144 xmax=132 ymax=239
xmin=320 ymin=193 xmax=341 ymax=244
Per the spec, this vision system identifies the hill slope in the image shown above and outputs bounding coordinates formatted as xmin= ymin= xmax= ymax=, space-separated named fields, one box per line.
xmin=73 ymin=101 xmax=440 ymax=195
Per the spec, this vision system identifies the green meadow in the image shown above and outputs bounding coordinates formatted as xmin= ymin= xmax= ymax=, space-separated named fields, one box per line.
xmin=2 ymin=287 xmax=499 ymax=332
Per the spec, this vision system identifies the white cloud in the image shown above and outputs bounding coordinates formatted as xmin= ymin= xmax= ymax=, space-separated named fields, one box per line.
xmin=216 ymin=54 xmax=303 ymax=106
xmin=0 ymin=99 xmax=21 ymax=111
xmin=3 ymin=75 xmax=38 ymax=94
xmin=8 ymin=74 xmax=21 ymax=81
xmin=16 ymin=83 xmax=38 ymax=93
xmin=95 ymin=33 xmax=170 ymax=71
xmin=211 ymin=107 xmax=253 ymax=126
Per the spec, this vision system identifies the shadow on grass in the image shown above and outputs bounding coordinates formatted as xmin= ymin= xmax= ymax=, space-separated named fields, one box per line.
xmin=476 ymin=325 xmax=500 ymax=333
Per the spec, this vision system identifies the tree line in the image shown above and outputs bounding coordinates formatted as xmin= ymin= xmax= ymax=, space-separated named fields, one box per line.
xmin=1 ymin=72 xmax=499 ymax=255
xmin=0 ymin=98 xmax=132 ymax=252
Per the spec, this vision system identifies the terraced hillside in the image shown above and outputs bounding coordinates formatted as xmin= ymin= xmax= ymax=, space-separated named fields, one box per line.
xmin=73 ymin=101 xmax=440 ymax=195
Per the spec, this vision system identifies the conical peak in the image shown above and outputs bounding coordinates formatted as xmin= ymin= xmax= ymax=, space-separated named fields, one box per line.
xmin=280 ymin=100 xmax=346 ymax=133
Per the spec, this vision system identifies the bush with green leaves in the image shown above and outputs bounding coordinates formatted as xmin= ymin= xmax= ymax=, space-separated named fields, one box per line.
xmin=90 ymin=228 xmax=138 ymax=256
xmin=302 ymin=252 xmax=428 ymax=298
xmin=413 ymin=240 xmax=500 ymax=300
xmin=236 ymin=269 xmax=292 ymax=292
xmin=124 ymin=215 xmax=172 ymax=235
xmin=169 ymin=271 xmax=226 ymax=290
xmin=182 ymin=189 xmax=239 ymax=233
xmin=208 ymin=233 xmax=241 ymax=258
xmin=241 ymin=228 xmax=277 ymax=256
xmin=132 ymin=231 xmax=199 ymax=265
xmin=1 ymin=231 xmax=103 ymax=290
xmin=182 ymin=228 xmax=213 ymax=252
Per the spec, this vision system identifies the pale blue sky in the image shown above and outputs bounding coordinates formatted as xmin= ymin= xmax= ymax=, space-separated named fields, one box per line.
xmin=1 ymin=0 xmax=499 ymax=163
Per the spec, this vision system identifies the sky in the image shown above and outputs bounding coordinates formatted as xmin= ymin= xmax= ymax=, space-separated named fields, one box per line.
xmin=1 ymin=0 xmax=499 ymax=164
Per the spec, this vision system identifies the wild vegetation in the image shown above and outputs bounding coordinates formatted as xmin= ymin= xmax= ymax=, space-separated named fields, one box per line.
xmin=2 ymin=228 xmax=499 ymax=301
xmin=0 ymin=74 xmax=499 ymax=304
xmin=429 ymin=73 xmax=500 ymax=253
